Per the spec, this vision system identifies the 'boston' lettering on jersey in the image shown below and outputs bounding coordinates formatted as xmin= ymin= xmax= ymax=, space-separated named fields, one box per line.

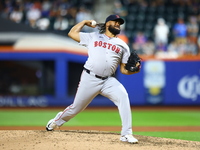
xmin=94 ymin=41 xmax=120 ymax=53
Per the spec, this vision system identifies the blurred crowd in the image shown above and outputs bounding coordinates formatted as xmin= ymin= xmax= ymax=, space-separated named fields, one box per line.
xmin=0 ymin=0 xmax=200 ymax=57
xmin=0 ymin=0 xmax=95 ymax=34
xmin=114 ymin=0 xmax=200 ymax=57
xmin=130 ymin=16 xmax=199 ymax=58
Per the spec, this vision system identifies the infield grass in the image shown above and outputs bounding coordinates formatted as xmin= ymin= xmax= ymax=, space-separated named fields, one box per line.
xmin=0 ymin=109 xmax=200 ymax=142
xmin=1 ymin=110 xmax=199 ymax=126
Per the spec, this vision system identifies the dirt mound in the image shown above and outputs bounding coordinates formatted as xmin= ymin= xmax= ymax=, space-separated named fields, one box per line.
xmin=0 ymin=130 xmax=200 ymax=150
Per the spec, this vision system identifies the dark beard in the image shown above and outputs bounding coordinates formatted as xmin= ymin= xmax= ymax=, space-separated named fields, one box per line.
xmin=108 ymin=26 xmax=120 ymax=35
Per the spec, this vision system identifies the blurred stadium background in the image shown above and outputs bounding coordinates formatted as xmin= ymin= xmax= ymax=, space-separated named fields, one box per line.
xmin=0 ymin=0 xmax=200 ymax=107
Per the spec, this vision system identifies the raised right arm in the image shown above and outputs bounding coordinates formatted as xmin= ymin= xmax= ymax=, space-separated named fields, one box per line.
xmin=68 ymin=20 xmax=96 ymax=42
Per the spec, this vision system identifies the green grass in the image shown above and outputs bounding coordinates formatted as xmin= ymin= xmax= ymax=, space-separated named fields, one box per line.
xmin=133 ymin=111 xmax=200 ymax=126
xmin=0 ymin=110 xmax=199 ymax=126
xmin=0 ymin=109 xmax=200 ymax=142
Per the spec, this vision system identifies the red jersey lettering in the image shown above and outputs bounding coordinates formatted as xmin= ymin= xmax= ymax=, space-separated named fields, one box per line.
xmin=103 ymin=42 xmax=107 ymax=48
xmin=93 ymin=41 xmax=121 ymax=54
xmin=107 ymin=43 xmax=112 ymax=49
xmin=94 ymin=41 xmax=98 ymax=47
xmin=99 ymin=41 xmax=102 ymax=46
xmin=115 ymin=47 xmax=120 ymax=53
xmin=112 ymin=45 xmax=116 ymax=51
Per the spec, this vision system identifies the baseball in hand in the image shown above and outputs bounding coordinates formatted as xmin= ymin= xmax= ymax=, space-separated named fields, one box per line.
xmin=91 ymin=20 xmax=97 ymax=26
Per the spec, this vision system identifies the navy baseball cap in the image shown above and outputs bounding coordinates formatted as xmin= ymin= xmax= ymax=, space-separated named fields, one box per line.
xmin=105 ymin=14 xmax=124 ymax=25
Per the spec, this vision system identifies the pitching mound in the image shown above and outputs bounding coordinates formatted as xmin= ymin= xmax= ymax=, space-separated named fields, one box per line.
xmin=0 ymin=130 xmax=200 ymax=150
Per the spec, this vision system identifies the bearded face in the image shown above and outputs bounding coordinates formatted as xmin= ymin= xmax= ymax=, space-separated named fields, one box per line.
xmin=108 ymin=25 xmax=120 ymax=35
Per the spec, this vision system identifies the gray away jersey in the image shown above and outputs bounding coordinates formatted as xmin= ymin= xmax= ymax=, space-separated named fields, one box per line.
xmin=79 ymin=32 xmax=130 ymax=77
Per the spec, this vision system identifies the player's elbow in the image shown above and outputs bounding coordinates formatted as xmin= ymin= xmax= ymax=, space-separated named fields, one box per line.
xmin=68 ymin=32 xmax=80 ymax=42
xmin=68 ymin=32 xmax=72 ymax=38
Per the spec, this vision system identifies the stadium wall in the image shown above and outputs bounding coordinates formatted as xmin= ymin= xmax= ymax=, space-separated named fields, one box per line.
xmin=0 ymin=51 xmax=199 ymax=107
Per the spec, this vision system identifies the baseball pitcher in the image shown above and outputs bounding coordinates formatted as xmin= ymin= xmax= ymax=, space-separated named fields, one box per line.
xmin=46 ymin=14 xmax=141 ymax=144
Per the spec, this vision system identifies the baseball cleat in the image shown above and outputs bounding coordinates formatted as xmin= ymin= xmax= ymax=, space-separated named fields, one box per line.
xmin=120 ymin=134 xmax=138 ymax=144
xmin=46 ymin=111 xmax=63 ymax=131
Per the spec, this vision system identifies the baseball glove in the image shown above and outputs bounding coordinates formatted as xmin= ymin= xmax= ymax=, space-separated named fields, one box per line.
xmin=125 ymin=50 xmax=141 ymax=72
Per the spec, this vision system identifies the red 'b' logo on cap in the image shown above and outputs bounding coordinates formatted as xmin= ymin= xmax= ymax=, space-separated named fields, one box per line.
xmin=116 ymin=15 xmax=119 ymax=18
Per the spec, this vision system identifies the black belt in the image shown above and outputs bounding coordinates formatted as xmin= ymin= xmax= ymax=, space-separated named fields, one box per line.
xmin=83 ymin=68 xmax=109 ymax=80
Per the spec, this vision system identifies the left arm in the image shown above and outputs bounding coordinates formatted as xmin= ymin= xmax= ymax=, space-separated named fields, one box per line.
xmin=120 ymin=62 xmax=140 ymax=75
